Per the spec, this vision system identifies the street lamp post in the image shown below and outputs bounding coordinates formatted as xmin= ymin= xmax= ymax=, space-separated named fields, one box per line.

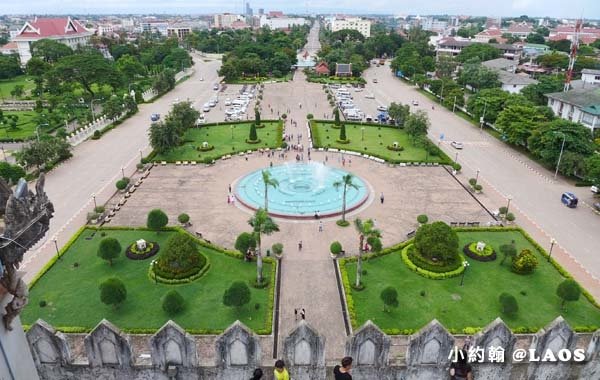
xmin=460 ymin=260 xmax=470 ymax=286
xmin=91 ymin=193 xmax=97 ymax=209
xmin=139 ymin=149 xmax=143 ymax=162
xmin=121 ymin=167 xmax=125 ymax=179
xmin=52 ymin=237 xmax=60 ymax=260
xmin=455 ymin=152 xmax=459 ymax=163
xmin=506 ymin=195 xmax=513 ymax=218
xmin=475 ymin=169 xmax=480 ymax=185
xmin=548 ymin=238 xmax=556 ymax=262
xmin=554 ymin=132 xmax=566 ymax=179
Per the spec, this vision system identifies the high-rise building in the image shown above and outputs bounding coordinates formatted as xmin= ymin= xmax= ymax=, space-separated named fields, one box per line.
xmin=258 ymin=8 xmax=264 ymax=16
xmin=245 ymin=2 xmax=253 ymax=17
xmin=330 ymin=17 xmax=371 ymax=38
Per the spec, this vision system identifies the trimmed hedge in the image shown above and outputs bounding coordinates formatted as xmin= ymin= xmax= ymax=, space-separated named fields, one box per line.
xmin=125 ymin=242 xmax=160 ymax=260
xmin=463 ymin=242 xmax=497 ymax=262
xmin=402 ymin=245 xmax=465 ymax=279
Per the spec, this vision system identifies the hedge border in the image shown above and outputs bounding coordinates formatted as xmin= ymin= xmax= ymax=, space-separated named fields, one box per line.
xmin=463 ymin=242 xmax=497 ymax=262
xmin=402 ymin=245 xmax=466 ymax=279
xmin=25 ymin=225 xmax=275 ymax=335
xmin=148 ymin=258 xmax=210 ymax=285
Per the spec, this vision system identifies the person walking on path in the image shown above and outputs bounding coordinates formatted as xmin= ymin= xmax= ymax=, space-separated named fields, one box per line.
xmin=318 ymin=221 xmax=323 ymax=232
xmin=298 ymin=241 xmax=302 ymax=251
xmin=301 ymin=308 xmax=306 ymax=320
xmin=229 ymin=184 xmax=232 ymax=193
xmin=294 ymin=308 xmax=298 ymax=321
xmin=380 ymin=192 xmax=384 ymax=204
xmin=333 ymin=357 xmax=353 ymax=380
xmin=273 ymin=360 xmax=290 ymax=380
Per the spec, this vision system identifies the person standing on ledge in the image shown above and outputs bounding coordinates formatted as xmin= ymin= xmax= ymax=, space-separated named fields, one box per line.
xmin=333 ymin=356 xmax=353 ymax=380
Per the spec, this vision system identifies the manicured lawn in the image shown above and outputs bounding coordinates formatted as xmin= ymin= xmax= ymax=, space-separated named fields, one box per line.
xmin=343 ymin=230 xmax=600 ymax=333
xmin=22 ymin=228 xmax=274 ymax=333
xmin=0 ymin=111 xmax=39 ymax=140
xmin=311 ymin=121 xmax=447 ymax=163
xmin=154 ymin=121 xmax=283 ymax=162
xmin=0 ymin=75 xmax=35 ymax=99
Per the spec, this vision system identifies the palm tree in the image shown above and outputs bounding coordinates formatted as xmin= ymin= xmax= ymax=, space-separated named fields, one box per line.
xmin=354 ymin=218 xmax=382 ymax=287
xmin=261 ymin=170 xmax=279 ymax=212
xmin=333 ymin=174 xmax=358 ymax=222
xmin=248 ymin=208 xmax=280 ymax=284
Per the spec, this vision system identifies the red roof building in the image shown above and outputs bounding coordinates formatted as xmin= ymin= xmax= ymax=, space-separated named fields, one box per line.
xmin=268 ymin=11 xmax=284 ymax=18
xmin=314 ymin=62 xmax=330 ymax=75
xmin=12 ymin=17 xmax=92 ymax=64
xmin=0 ymin=42 xmax=18 ymax=55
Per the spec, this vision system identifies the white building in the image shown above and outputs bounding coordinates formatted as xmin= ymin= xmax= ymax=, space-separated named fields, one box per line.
xmin=482 ymin=58 xmax=537 ymax=94
xmin=140 ymin=20 xmax=169 ymax=36
xmin=581 ymin=69 xmax=600 ymax=87
xmin=11 ymin=17 xmax=93 ymax=64
xmin=546 ymin=88 xmax=600 ymax=131
xmin=259 ymin=15 xmax=307 ymax=29
xmin=214 ymin=14 xmax=244 ymax=29
xmin=330 ymin=17 xmax=371 ymax=38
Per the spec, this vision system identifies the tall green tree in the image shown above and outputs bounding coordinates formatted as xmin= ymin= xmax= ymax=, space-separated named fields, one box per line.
xmin=466 ymin=88 xmax=512 ymax=124
xmin=457 ymin=43 xmax=501 ymax=63
xmin=496 ymin=104 xmax=552 ymax=147
xmin=334 ymin=107 xmax=340 ymax=126
xmin=387 ymin=102 xmax=410 ymax=127
xmin=333 ymin=174 xmax=359 ymax=223
xmin=405 ymin=110 xmax=430 ymax=144
xmin=31 ymin=39 xmax=73 ymax=62
xmin=255 ymin=108 xmax=261 ymax=127
xmin=339 ymin=123 xmax=347 ymax=141
xmin=116 ymin=54 xmax=146 ymax=80
xmin=261 ymin=170 xmax=279 ymax=211
xmin=99 ymin=277 xmax=127 ymax=309
xmin=354 ymin=218 xmax=382 ymax=287
xmin=585 ymin=155 xmax=600 ymax=187
xmin=556 ymin=279 xmax=581 ymax=311
xmin=521 ymin=74 xmax=565 ymax=105
xmin=53 ymin=52 xmax=122 ymax=96
xmin=223 ymin=281 xmax=251 ymax=311
xmin=147 ymin=209 xmax=168 ymax=233
xmin=458 ymin=59 xmax=500 ymax=90
xmin=248 ymin=208 xmax=279 ymax=284
xmin=0 ymin=55 xmax=22 ymax=79
xmin=97 ymin=238 xmax=122 ymax=266
xmin=380 ymin=286 xmax=399 ymax=312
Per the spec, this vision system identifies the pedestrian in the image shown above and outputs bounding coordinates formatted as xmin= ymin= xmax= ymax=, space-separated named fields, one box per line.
xmin=274 ymin=360 xmax=290 ymax=380
xmin=380 ymin=192 xmax=384 ymax=204
xmin=294 ymin=308 xmax=298 ymax=321
xmin=333 ymin=357 xmax=353 ymax=380
xmin=227 ymin=195 xmax=231 ymax=204
xmin=325 ymin=155 xmax=328 ymax=163
xmin=298 ymin=240 xmax=302 ymax=251
xmin=319 ymin=221 xmax=323 ymax=232
xmin=229 ymin=184 xmax=232 ymax=193
xmin=449 ymin=349 xmax=473 ymax=380
xmin=301 ymin=308 xmax=306 ymax=320
xmin=250 ymin=368 xmax=264 ymax=380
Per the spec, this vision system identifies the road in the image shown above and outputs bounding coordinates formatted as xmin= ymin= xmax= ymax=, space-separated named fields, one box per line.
xmin=359 ymin=64 xmax=600 ymax=282
xmin=21 ymin=55 xmax=224 ymax=281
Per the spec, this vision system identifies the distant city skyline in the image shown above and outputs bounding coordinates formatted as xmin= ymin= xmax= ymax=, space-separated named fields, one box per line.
xmin=0 ymin=0 xmax=598 ymax=20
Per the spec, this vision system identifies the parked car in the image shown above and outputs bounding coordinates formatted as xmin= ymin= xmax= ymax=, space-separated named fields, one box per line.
xmin=377 ymin=105 xmax=387 ymax=112
xmin=171 ymin=98 xmax=180 ymax=105
xmin=591 ymin=185 xmax=599 ymax=194
xmin=451 ymin=141 xmax=464 ymax=149
xmin=372 ymin=78 xmax=378 ymax=83
xmin=150 ymin=113 xmax=160 ymax=122
xmin=412 ymin=100 xmax=419 ymax=106
xmin=225 ymin=98 xmax=232 ymax=106
xmin=213 ymin=84 xmax=219 ymax=91
xmin=561 ymin=192 xmax=578 ymax=208
xmin=365 ymin=93 xmax=375 ymax=99
xmin=202 ymin=103 xmax=211 ymax=112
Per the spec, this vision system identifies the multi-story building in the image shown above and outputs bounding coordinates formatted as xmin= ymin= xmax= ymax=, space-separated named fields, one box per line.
xmin=549 ymin=25 xmax=600 ymax=44
xmin=259 ymin=15 xmax=307 ymax=30
xmin=435 ymin=37 xmax=522 ymax=60
xmin=546 ymin=87 xmax=600 ymax=131
xmin=213 ymin=14 xmax=244 ymax=29
xmin=420 ymin=17 xmax=448 ymax=34
xmin=167 ymin=22 xmax=202 ymax=39
xmin=504 ymin=22 xmax=534 ymax=39
xmin=140 ymin=20 xmax=169 ymax=36
xmin=474 ymin=27 xmax=503 ymax=43
xmin=330 ymin=17 xmax=371 ymax=38
xmin=11 ymin=16 xmax=93 ymax=64
xmin=581 ymin=69 xmax=600 ymax=86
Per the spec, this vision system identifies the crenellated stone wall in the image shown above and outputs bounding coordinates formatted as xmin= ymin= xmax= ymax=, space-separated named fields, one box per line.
xmin=26 ymin=317 xmax=599 ymax=380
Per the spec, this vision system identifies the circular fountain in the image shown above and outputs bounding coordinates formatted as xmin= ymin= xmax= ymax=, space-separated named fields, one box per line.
xmin=235 ymin=162 xmax=370 ymax=218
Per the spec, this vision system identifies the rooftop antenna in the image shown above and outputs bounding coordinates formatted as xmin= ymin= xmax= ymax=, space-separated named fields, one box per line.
xmin=564 ymin=15 xmax=583 ymax=92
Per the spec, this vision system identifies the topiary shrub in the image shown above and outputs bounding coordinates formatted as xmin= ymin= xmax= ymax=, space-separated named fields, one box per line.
xmin=178 ymin=213 xmax=190 ymax=224
xmin=97 ymin=237 xmax=122 ymax=266
xmin=330 ymin=241 xmax=342 ymax=255
xmin=39 ymin=300 xmax=47 ymax=307
xmin=452 ymin=162 xmax=462 ymax=172
xmin=147 ymin=209 xmax=168 ymax=233
xmin=116 ymin=179 xmax=128 ymax=191
xmin=511 ymin=249 xmax=538 ymax=274
xmin=556 ymin=279 xmax=581 ymax=311
xmin=223 ymin=281 xmax=251 ymax=311
xmin=414 ymin=221 xmax=459 ymax=264
xmin=235 ymin=232 xmax=256 ymax=253
xmin=94 ymin=206 xmax=106 ymax=214
xmin=306 ymin=113 xmax=314 ymax=120
xmin=506 ymin=213 xmax=515 ymax=222
xmin=499 ymin=293 xmax=518 ymax=316
xmin=380 ymin=286 xmax=399 ymax=312
xmin=125 ymin=241 xmax=160 ymax=260
xmin=468 ymin=178 xmax=477 ymax=186
xmin=99 ymin=277 xmax=127 ymax=309
xmin=339 ymin=124 xmax=347 ymax=141
xmin=463 ymin=242 xmax=497 ymax=262
xmin=154 ymin=233 xmax=207 ymax=280
xmin=248 ymin=123 xmax=258 ymax=142
xmin=162 ymin=290 xmax=185 ymax=315
xmin=417 ymin=214 xmax=428 ymax=224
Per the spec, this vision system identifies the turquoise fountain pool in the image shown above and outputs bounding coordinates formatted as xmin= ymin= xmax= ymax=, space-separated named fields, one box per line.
xmin=235 ymin=162 xmax=369 ymax=218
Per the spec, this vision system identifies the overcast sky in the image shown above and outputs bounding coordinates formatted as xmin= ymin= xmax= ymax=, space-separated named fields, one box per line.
xmin=1 ymin=0 xmax=597 ymax=19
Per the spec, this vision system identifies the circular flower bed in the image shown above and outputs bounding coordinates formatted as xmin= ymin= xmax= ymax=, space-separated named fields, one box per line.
xmin=463 ymin=242 xmax=497 ymax=262
xmin=402 ymin=244 xmax=465 ymax=279
xmin=197 ymin=144 xmax=215 ymax=152
xmin=125 ymin=242 xmax=160 ymax=260
xmin=149 ymin=233 xmax=209 ymax=284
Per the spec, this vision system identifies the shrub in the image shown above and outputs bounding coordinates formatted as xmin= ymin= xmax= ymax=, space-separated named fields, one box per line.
xmin=249 ymin=123 xmax=258 ymax=141
xmin=99 ymin=277 xmax=127 ymax=309
xmin=147 ymin=209 xmax=168 ymax=233
xmin=97 ymin=237 xmax=121 ymax=266
xmin=271 ymin=243 xmax=283 ymax=255
xmin=557 ymin=279 xmax=581 ymax=311
xmin=39 ymin=300 xmax=47 ymax=307
xmin=94 ymin=206 xmax=106 ymax=214
xmin=474 ymin=184 xmax=483 ymax=192
xmin=380 ymin=286 xmax=399 ymax=312
xmin=468 ymin=178 xmax=477 ymax=186
xmin=235 ymin=232 xmax=257 ymax=253
xmin=116 ymin=179 xmax=128 ymax=190
xmin=306 ymin=113 xmax=314 ymax=119
xmin=407 ymin=245 xmax=461 ymax=273
xmin=512 ymin=249 xmax=538 ymax=274
xmin=330 ymin=241 xmax=342 ymax=255
xmin=339 ymin=124 xmax=347 ymax=141
xmin=136 ymin=162 xmax=144 ymax=170
xmin=154 ymin=232 xmax=206 ymax=280
xmin=499 ymin=243 xmax=517 ymax=265
xmin=92 ymin=130 xmax=101 ymax=139
xmin=417 ymin=214 xmax=428 ymax=224
xmin=162 ymin=290 xmax=185 ymax=315
xmin=506 ymin=213 xmax=515 ymax=222
xmin=499 ymin=293 xmax=518 ymax=316
xmin=452 ymin=162 xmax=461 ymax=172
xmin=336 ymin=220 xmax=350 ymax=227
xmin=414 ymin=221 xmax=459 ymax=264
xmin=177 ymin=213 xmax=190 ymax=224
xmin=499 ymin=206 xmax=508 ymax=215
xmin=223 ymin=281 xmax=251 ymax=310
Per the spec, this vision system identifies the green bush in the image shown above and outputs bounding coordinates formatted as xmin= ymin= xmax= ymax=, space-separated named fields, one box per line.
xmin=177 ymin=213 xmax=190 ymax=224
xmin=97 ymin=237 xmax=121 ymax=266
xmin=234 ymin=232 xmax=257 ymax=253
xmin=94 ymin=206 xmax=106 ymax=214
xmin=116 ymin=179 xmax=128 ymax=190
xmin=506 ymin=213 xmax=516 ymax=222
xmin=249 ymin=123 xmax=258 ymax=141
xmin=407 ymin=245 xmax=461 ymax=273
xmin=401 ymin=245 xmax=465 ymax=279
xmin=154 ymin=232 xmax=206 ymax=280
xmin=340 ymin=124 xmax=347 ymax=141
xmin=414 ymin=221 xmax=459 ymax=264
xmin=512 ymin=249 xmax=538 ymax=274
xmin=306 ymin=113 xmax=314 ymax=119
xmin=557 ymin=279 xmax=581 ymax=311
xmin=468 ymin=178 xmax=477 ymax=186
xmin=336 ymin=220 xmax=350 ymax=227
xmin=223 ymin=281 xmax=251 ymax=310
xmin=330 ymin=241 xmax=342 ymax=255
xmin=380 ymin=286 xmax=399 ymax=312
xmin=162 ymin=290 xmax=185 ymax=315
xmin=417 ymin=214 xmax=428 ymax=224
xmin=271 ymin=243 xmax=283 ymax=255
xmin=99 ymin=277 xmax=127 ymax=309
xmin=467 ymin=242 xmax=494 ymax=257
xmin=452 ymin=162 xmax=462 ymax=171
xmin=147 ymin=209 xmax=168 ymax=233
xmin=499 ymin=293 xmax=519 ymax=316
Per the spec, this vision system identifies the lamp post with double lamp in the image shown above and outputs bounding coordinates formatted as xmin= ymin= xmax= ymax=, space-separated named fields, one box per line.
xmin=548 ymin=238 xmax=557 ymax=262
xmin=121 ymin=167 xmax=125 ymax=179
xmin=553 ymin=132 xmax=566 ymax=179
xmin=460 ymin=260 xmax=470 ymax=286
xmin=91 ymin=193 xmax=97 ymax=209
xmin=52 ymin=237 xmax=60 ymax=260
xmin=475 ymin=169 xmax=480 ymax=185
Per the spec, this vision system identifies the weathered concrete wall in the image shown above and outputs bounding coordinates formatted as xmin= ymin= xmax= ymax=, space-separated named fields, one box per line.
xmin=26 ymin=317 xmax=599 ymax=380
